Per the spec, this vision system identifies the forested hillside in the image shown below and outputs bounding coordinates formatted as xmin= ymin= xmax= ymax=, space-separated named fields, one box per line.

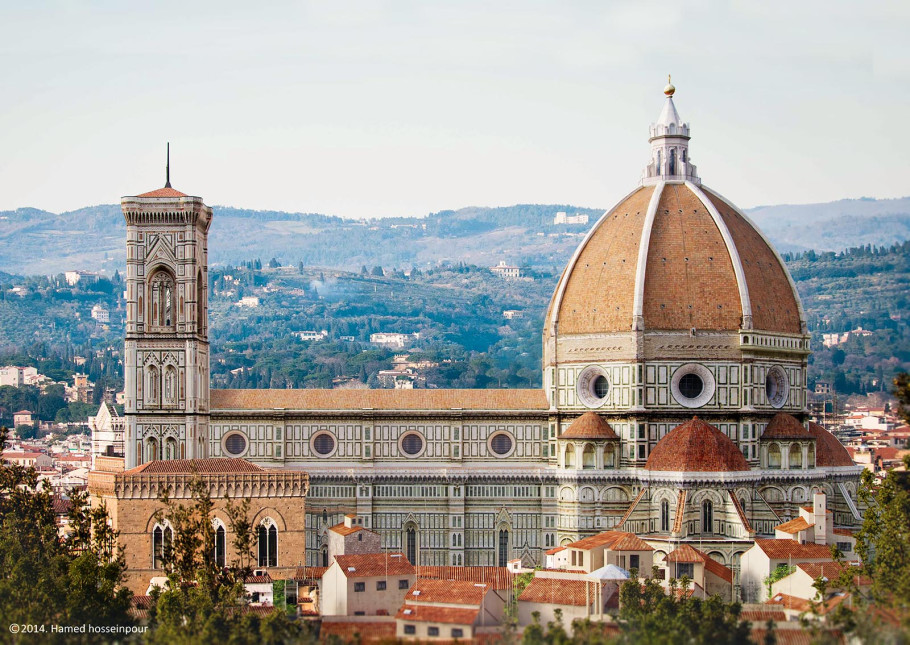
xmin=1 ymin=240 xmax=908 ymax=427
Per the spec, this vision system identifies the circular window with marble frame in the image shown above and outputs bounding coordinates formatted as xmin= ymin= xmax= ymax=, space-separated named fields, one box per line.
xmin=311 ymin=432 xmax=338 ymax=457
xmin=399 ymin=432 xmax=426 ymax=458
xmin=222 ymin=432 xmax=248 ymax=457
xmin=488 ymin=431 xmax=516 ymax=458
xmin=765 ymin=365 xmax=790 ymax=409
xmin=576 ymin=365 xmax=611 ymax=408
xmin=670 ymin=363 xmax=716 ymax=409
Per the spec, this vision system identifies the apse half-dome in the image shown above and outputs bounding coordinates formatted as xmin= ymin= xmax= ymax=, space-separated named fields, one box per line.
xmin=645 ymin=417 xmax=750 ymax=472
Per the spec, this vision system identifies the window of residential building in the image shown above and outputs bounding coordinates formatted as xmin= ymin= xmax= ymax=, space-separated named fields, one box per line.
xmin=376 ymin=581 xmax=386 ymax=591
xmin=354 ymin=582 xmax=365 ymax=592
xmin=404 ymin=625 xmax=416 ymax=635
xmin=452 ymin=628 xmax=464 ymax=638
xmin=399 ymin=579 xmax=410 ymax=590
xmin=428 ymin=627 xmax=439 ymax=637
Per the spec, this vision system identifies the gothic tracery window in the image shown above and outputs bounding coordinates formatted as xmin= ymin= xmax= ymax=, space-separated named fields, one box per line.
xmin=164 ymin=366 xmax=177 ymax=405
xmin=149 ymin=270 xmax=176 ymax=329
xmin=257 ymin=519 xmax=278 ymax=567
xmin=702 ymin=500 xmax=714 ymax=534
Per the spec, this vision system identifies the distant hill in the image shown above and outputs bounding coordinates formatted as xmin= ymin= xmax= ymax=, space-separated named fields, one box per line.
xmin=1 ymin=196 xmax=908 ymax=275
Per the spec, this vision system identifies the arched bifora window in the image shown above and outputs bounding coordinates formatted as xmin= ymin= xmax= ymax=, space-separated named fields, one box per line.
xmin=702 ymin=500 xmax=714 ymax=535
xmin=257 ymin=519 xmax=278 ymax=567
xmin=163 ymin=366 xmax=177 ymax=406
xmin=149 ymin=270 xmax=176 ymax=329
xmin=146 ymin=437 xmax=159 ymax=462
xmin=152 ymin=523 xmax=173 ymax=569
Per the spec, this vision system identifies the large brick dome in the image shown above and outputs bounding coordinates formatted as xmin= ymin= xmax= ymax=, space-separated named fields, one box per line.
xmin=543 ymin=85 xmax=805 ymax=359
xmin=544 ymin=182 xmax=803 ymax=340
xmin=645 ymin=417 xmax=750 ymax=472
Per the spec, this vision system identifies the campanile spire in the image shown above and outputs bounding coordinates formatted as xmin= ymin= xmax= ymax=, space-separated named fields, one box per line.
xmin=641 ymin=78 xmax=700 ymax=185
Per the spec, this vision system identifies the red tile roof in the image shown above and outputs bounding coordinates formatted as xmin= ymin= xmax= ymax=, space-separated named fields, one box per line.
xmin=664 ymin=545 xmax=733 ymax=584
xmin=406 ymin=579 xmax=488 ymax=605
xmin=124 ymin=458 xmax=263 ymax=474
xmin=832 ymin=528 xmax=855 ymax=537
xmin=610 ymin=534 xmax=654 ymax=552
xmin=559 ymin=412 xmax=619 ymax=440
xmin=545 ymin=546 xmax=566 ymax=555
xmin=729 ymin=492 xmax=754 ymax=533
xmin=775 ymin=517 xmax=814 ymax=534
xmin=750 ymin=627 xmax=843 ymax=645
xmin=136 ymin=186 xmax=189 ymax=198
xmin=645 ymin=417 xmax=750 ymax=472
xmin=328 ymin=522 xmax=364 ymax=536
xmin=211 ymin=388 xmax=549 ymax=411
xmin=796 ymin=562 xmax=869 ymax=584
xmin=767 ymin=592 xmax=851 ymax=616
xmin=740 ymin=607 xmax=786 ymax=623
xmin=753 ymin=539 xmax=832 ymax=560
xmin=396 ymin=604 xmax=479 ymax=625
xmin=334 ymin=553 xmax=415 ymax=578
xmin=567 ymin=530 xmax=629 ymax=551
xmin=762 ymin=413 xmax=813 ymax=439
xmin=418 ymin=566 xmax=514 ymax=590
xmin=319 ymin=619 xmax=396 ymax=643
xmin=518 ymin=577 xmax=590 ymax=606
xmin=294 ymin=566 xmax=328 ymax=582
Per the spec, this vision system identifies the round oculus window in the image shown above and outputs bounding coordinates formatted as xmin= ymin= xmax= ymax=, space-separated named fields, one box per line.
xmin=224 ymin=433 xmax=247 ymax=456
xmin=313 ymin=433 xmax=336 ymax=456
xmin=670 ymin=364 xmax=716 ymax=408
xmin=401 ymin=433 xmax=424 ymax=456
xmin=678 ymin=373 xmax=704 ymax=399
xmin=576 ymin=366 xmax=611 ymax=408
xmin=765 ymin=366 xmax=789 ymax=409
xmin=490 ymin=433 xmax=514 ymax=456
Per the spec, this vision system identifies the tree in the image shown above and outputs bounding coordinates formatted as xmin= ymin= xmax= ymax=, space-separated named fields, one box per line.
xmin=370 ymin=265 xmax=384 ymax=277
xmin=763 ymin=564 xmax=795 ymax=597
xmin=0 ymin=427 xmax=134 ymax=637
xmin=15 ymin=423 xmax=38 ymax=439
xmin=894 ymin=372 xmax=910 ymax=424
xmin=145 ymin=473 xmax=308 ymax=644
xmin=614 ymin=572 xmax=751 ymax=645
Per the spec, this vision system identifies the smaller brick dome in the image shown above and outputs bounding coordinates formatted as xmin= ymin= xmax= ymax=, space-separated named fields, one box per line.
xmin=761 ymin=413 xmax=813 ymax=440
xmin=646 ymin=417 xmax=750 ymax=472
xmin=560 ymin=412 xmax=619 ymax=440
xmin=807 ymin=422 xmax=855 ymax=467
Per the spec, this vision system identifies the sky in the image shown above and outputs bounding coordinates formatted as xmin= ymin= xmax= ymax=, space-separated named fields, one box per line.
xmin=1 ymin=0 xmax=908 ymax=219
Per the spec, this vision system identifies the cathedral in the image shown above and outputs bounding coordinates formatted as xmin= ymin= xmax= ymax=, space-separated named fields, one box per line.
xmin=90 ymin=81 xmax=862 ymax=593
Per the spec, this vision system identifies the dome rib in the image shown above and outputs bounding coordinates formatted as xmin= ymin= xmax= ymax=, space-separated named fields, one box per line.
xmin=686 ymin=181 xmax=753 ymax=329
xmin=701 ymin=187 xmax=807 ymax=334
xmin=631 ymin=181 xmax=666 ymax=330
xmin=646 ymin=417 xmax=750 ymax=472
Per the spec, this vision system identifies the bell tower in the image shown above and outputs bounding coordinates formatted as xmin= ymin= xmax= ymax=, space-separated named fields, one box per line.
xmin=122 ymin=151 xmax=212 ymax=468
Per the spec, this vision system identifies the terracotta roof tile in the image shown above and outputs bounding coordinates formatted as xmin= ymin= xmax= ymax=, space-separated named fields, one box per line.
xmin=405 ymin=579 xmax=488 ymax=605
xmin=646 ymin=417 xmax=750 ymax=472
xmin=775 ymin=517 xmax=814 ymax=534
xmin=334 ymin=553 xmax=414 ymax=578
xmin=610 ymin=534 xmax=654 ymax=552
xmin=545 ymin=546 xmax=566 ymax=555
xmin=319 ymin=620 xmax=396 ymax=643
xmin=750 ymin=627 xmax=842 ymax=645
xmin=418 ymin=566 xmax=514 ymax=590
xmin=135 ymin=186 xmax=189 ymax=198
xmin=560 ymin=412 xmax=619 ymax=440
xmin=642 ymin=184 xmax=743 ymax=331
xmin=211 ymin=388 xmax=549 ymax=411
xmin=762 ymin=413 xmax=813 ymax=439
xmin=396 ymin=604 xmax=479 ymax=625
xmin=294 ymin=566 xmax=328 ymax=581
xmin=729 ymin=492 xmax=754 ymax=533
xmin=518 ymin=577 xmax=589 ymax=606
xmin=796 ymin=562 xmax=868 ymax=584
xmin=753 ymin=539 xmax=832 ymax=560
xmin=703 ymin=188 xmax=802 ymax=334
xmin=815 ymin=430 xmax=857 ymax=465
xmin=550 ymin=186 xmax=654 ymax=336
xmin=124 ymin=458 xmax=263 ymax=475
xmin=328 ymin=522 xmax=364 ymax=536
xmin=663 ymin=545 xmax=733 ymax=583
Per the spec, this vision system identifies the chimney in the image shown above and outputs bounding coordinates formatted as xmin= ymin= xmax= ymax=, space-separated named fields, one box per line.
xmin=813 ymin=492 xmax=827 ymax=545
xmin=344 ymin=514 xmax=355 ymax=529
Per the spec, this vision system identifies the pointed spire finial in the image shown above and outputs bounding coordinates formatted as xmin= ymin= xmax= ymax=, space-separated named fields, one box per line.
xmin=664 ymin=75 xmax=675 ymax=97
xmin=165 ymin=142 xmax=171 ymax=188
